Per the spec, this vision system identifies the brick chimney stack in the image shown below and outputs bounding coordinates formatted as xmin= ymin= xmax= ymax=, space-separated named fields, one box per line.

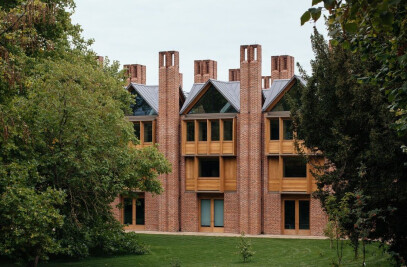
xmin=271 ymin=55 xmax=294 ymax=82
xmin=229 ymin=69 xmax=240 ymax=82
xmin=95 ymin=56 xmax=104 ymax=66
xmin=157 ymin=51 xmax=180 ymax=232
xmin=238 ymin=44 xmax=262 ymax=235
xmin=124 ymin=64 xmax=146 ymax=85
xmin=262 ymin=76 xmax=271 ymax=89
xmin=194 ymin=60 xmax=217 ymax=83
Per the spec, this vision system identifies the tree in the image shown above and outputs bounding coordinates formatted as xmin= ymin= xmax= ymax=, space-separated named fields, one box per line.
xmin=301 ymin=0 xmax=407 ymax=142
xmin=0 ymin=0 xmax=171 ymax=265
xmin=291 ymin=28 xmax=407 ymax=264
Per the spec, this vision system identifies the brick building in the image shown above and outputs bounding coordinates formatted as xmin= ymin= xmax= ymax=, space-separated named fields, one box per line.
xmin=111 ymin=44 xmax=327 ymax=236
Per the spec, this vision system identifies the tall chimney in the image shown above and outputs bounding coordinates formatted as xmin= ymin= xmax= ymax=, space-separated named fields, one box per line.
xmin=157 ymin=51 xmax=180 ymax=232
xmin=238 ymin=44 xmax=262 ymax=235
xmin=262 ymin=76 xmax=271 ymax=89
xmin=271 ymin=55 xmax=294 ymax=82
xmin=124 ymin=64 xmax=146 ymax=85
xmin=229 ymin=69 xmax=240 ymax=81
xmin=194 ymin=60 xmax=217 ymax=83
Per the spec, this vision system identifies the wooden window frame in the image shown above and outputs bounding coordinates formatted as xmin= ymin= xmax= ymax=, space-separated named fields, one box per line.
xmin=132 ymin=120 xmax=156 ymax=147
xmin=283 ymin=156 xmax=307 ymax=179
xmin=281 ymin=196 xmax=310 ymax=235
xmin=121 ymin=194 xmax=145 ymax=230
xmin=198 ymin=196 xmax=224 ymax=233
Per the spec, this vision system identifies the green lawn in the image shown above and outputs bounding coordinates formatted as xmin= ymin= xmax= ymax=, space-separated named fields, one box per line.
xmin=35 ymin=234 xmax=394 ymax=267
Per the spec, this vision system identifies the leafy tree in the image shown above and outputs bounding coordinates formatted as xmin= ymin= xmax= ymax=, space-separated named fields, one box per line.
xmin=0 ymin=0 xmax=171 ymax=265
xmin=301 ymin=0 xmax=407 ymax=141
xmin=292 ymin=28 xmax=407 ymax=264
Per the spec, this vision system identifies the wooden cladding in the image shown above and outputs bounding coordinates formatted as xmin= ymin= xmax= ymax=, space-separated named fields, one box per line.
xmin=265 ymin=117 xmax=309 ymax=155
xmin=182 ymin=118 xmax=236 ymax=156
xmin=268 ymin=156 xmax=324 ymax=193
xmin=185 ymin=157 xmax=237 ymax=192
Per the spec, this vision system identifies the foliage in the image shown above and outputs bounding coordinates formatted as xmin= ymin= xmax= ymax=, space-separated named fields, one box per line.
xmin=301 ymin=0 xmax=407 ymax=142
xmin=237 ymin=232 xmax=255 ymax=263
xmin=0 ymin=164 xmax=65 ymax=266
xmin=291 ymin=28 xmax=407 ymax=264
xmin=0 ymin=0 xmax=171 ymax=265
xmin=323 ymin=221 xmax=336 ymax=249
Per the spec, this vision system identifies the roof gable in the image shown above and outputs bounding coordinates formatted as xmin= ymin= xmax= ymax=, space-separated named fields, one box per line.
xmin=262 ymin=75 xmax=305 ymax=112
xmin=180 ymin=79 xmax=240 ymax=114
xmin=127 ymin=83 xmax=159 ymax=114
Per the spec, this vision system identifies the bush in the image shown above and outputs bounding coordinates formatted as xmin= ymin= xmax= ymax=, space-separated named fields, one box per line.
xmin=237 ymin=232 xmax=255 ymax=263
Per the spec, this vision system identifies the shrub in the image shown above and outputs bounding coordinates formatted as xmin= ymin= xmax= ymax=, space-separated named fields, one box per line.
xmin=237 ymin=232 xmax=255 ymax=263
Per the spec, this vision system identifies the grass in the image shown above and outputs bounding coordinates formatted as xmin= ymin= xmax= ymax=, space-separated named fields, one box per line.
xmin=34 ymin=234 xmax=394 ymax=267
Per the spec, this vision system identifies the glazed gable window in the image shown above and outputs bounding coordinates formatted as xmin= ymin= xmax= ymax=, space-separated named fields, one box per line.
xmin=188 ymin=85 xmax=237 ymax=114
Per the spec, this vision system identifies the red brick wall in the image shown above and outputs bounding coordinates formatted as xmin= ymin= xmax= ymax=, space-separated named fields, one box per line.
xmin=224 ymin=192 xmax=239 ymax=233
xmin=238 ymin=45 xmax=262 ymax=235
xmin=157 ymin=51 xmax=181 ymax=232
xmin=263 ymin=193 xmax=282 ymax=234
xmin=310 ymin=197 xmax=328 ymax=236
xmin=111 ymin=196 xmax=121 ymax=222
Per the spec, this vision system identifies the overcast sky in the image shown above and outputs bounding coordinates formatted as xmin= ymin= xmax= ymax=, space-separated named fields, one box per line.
xmin=71 ymin=0 xmax=327 ymax=91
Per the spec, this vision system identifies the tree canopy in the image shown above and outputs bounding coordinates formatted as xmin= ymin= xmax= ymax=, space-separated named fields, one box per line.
xmin=292 ymin=28 xmax=407 ymax=264
xmin=0 ymin=1 xmax=170 ymax=265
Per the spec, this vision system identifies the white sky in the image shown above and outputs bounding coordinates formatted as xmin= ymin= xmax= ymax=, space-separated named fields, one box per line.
xmin=71 ymin=0 xmax=327 ymax=91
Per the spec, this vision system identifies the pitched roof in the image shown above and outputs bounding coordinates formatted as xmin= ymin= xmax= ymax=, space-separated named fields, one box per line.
xmin=127 ymin=83 xmax=159 ymax=114
xmin=262 ymin=75 xmax=305 ymax=112
xmin=180 ymin=79 xmax=240 ymax=114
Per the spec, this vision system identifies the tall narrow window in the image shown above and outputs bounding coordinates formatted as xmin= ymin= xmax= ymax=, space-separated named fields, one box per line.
xmin=136 ymin=198 xmax=145 ymax=225
xmin=201 ymin=199 xmax=211 ymax=227
xmin=199 ymin=158 xmax=220 ymax=177
xmin=144 ymin=122 xmax=153 ymax=143
xmin=186 ymin=121 xmax=195 ymax=141
xmin=299 ymin=200 xmax=310 ymax=230
xmin=223 ymin=120 xmax=233 ymax=141
xmin=199 ymin=121 xmax=207 ymax=141
xmin=211 ymin=120 xmax=220 ymax=141
xmin=284 ymin=200 xmax=295 ymax=229
xmin=123 ymin=198 xmax=133 ymax=225
xmin=270 ymin=119 xmax=279 ymax=140
xmin=133 ymin=122 xmax=140 ymax=140
xmin=283 ymin=157 xmax=307 ymax=178
xmin=283 ymin=120 xmax=293 ymax=140
xmin=214 ymin=199 xmax=224 ymax=227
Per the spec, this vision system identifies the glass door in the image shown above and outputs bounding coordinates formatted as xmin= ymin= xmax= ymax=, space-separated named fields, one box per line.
xmin=283 ymin=198 xmax=310 ymax=235
xmin=199 ymin=198 xmax=224 ymax=232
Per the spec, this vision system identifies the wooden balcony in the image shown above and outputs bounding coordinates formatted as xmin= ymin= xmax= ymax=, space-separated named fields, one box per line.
xmin=185 ymin=157 xmax=237 ymax=192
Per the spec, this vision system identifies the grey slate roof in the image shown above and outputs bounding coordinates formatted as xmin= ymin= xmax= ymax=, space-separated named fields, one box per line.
xmin=262 ymin=75 xmax=305 ymax=112
xmin=127 ymin=83 xmax=159 ymax=114
xmin=180 ymin=79 xmax=240 ymax=114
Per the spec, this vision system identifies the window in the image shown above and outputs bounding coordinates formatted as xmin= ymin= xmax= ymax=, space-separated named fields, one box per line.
xmin=199 ymin=158 xmax=219 ymax=177
xmin=283 ymin=120 xmax=293 ymax=140
xmin=199 ymin=121 xmax=207 ymax=141
xmin=186 ymin=121 xmax=195 ymax=141
xmin=188 ymin=85 xmax=237 ymax=114
xmin=270 ymin=119 xmax=279 ymax=140
xmin=211 ymin=120 xmax=219 ymax=141
xmin=144 ymin=121 xmax=153 ymax=143
xmin=200 ymin=198 xmax=224 ymax=230
xmin=133 ymin=122 xmax=140 ymax=140
xmin=283 ymin=199 xmax=310 ymax=233
xmin=122 ymin=196 xmax=145 ymax=227
xmin=271 ymin=82 xmax=302 ymax=112
xmin=130 ymin=92 xmax=157 ymax=116
xmin=223 ymin=120 xmax=233 ymax=141
xmin=284 ymin=200 xmax=295 ymax=229
xmin=284 ymin=157 xmax=307 ymax=178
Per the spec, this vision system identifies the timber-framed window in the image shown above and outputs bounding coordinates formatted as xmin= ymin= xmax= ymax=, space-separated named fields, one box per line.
xmin=121 ymin=194 xmax=145 ymax=230
xmin=131 ymin=121 xmax=156 ymax=147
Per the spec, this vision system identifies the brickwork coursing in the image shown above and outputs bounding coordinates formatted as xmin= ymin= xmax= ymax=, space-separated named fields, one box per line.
xmin=110 ymin=45 xmax=327 ymax=236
